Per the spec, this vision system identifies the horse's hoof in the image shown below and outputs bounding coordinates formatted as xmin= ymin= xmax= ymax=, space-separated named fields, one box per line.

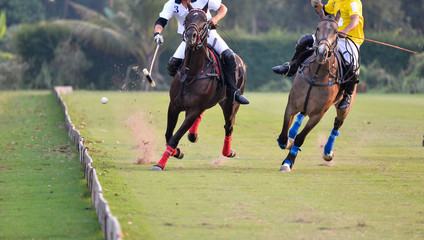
xmin=277 ymin=138 xmax=287 ymax=150
xmin=150 ymin=165 xmax=163 ymax=171
xmin=323 ymin=151 xmax=334 ymax=162
xmin=187 ymin=133 xmax=199 ymax=143
xmin=226 ymin=150 xmax=236 ymax=158
xmin=286 ymin=138 xmax=294 ymax=150
xmin=279 ymin=163 xmax=292 ymax=172
xmin=173 ymin=148 xmax=184 ymax=159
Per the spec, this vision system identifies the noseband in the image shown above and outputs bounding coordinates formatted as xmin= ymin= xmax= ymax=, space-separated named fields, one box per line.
xmin=183 ymin=9 xmax=210 ymax=49
xmin=315 ymin=18 xmax=339 ymax=61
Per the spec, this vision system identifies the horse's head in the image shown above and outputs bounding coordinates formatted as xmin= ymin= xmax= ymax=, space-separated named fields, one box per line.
xmin=314 ymin=10 xmax=341 ymax=64
xmin=184 ymin=2 xmax=209 ymax=49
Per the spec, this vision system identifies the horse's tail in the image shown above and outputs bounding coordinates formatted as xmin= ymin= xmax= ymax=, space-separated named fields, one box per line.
xmin=234 ymin=54 xmax=247 ymax=91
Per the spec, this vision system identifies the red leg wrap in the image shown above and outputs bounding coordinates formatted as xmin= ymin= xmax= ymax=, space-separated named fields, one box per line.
xmin=157 ymin=145 xmax=175 ymax=169
xmin=189 ymin=112 xmax=204 ymax=134
xmin=222 ymin=135 xmax=232 ymax=157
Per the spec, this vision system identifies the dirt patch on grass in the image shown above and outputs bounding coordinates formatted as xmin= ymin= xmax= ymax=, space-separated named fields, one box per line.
xmin=125 ymin=111 xmax=158 ymax=165
xmin=208 ymin=156 xmax=228 ymax=165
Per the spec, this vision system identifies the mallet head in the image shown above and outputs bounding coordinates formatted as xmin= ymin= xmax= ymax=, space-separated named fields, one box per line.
xmin=143 ymin=68 xmax=156 ymax=87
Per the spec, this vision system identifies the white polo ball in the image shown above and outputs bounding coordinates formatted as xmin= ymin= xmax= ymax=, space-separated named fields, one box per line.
xmin=101 ymin=97 xmax=108 ymax=104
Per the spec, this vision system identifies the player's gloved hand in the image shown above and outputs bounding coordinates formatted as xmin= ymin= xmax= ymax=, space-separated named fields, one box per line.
xmin=311 ymin=0 xmax=321 ymax=8
xmin=154 ymin=32 xmax=164 ymax=45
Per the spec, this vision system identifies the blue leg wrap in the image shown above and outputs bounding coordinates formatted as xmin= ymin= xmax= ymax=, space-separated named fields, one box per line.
xmin=283 ymin=159 xmax=292 ymax=166
xmin=283 ymin=145 xmax=301 ymax=168
xmin=276 ymin=138 xmax=286 ymax=150
xmin=289 ymin=114 xmax=305 ymax=139
xmin=324 ymin=129 xmax=340 ymax=155
xmin=290 ymin=145 xmax=301 ymax=156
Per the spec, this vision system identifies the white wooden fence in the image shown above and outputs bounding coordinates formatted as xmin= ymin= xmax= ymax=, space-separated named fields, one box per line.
xmin=53 ymin=87 xmax=122 ymax=240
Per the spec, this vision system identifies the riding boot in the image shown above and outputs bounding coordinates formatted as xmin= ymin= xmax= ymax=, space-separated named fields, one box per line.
xmin=272 ymin=62 xmax=294 ymax=77
xmin=167 ymin=57 xmax=183 ymax=77
xmin=272 ymin=34 xmax=315 ymax=77
xmin=339 ymin=63 xmax=360 ymax=110
xmin=338 ymin=81 xmax=357 ymax=110
xmin=222 ymin=49 xmax=249 ymax=105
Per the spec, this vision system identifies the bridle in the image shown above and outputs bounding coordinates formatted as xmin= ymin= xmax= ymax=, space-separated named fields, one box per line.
xmin=183 ymin=9 xmax=210 ymax=49
xmin=179 ymin=8 xmax=215 ymax=84
xmin=298 ymin=17 xmax=341 ymax=115
xmin=314 ymin=18 xmax=339 ymax=62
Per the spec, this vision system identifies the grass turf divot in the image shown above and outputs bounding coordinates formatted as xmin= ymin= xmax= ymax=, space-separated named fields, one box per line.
xmin=0 ymin=91 xmax=103 ymax=239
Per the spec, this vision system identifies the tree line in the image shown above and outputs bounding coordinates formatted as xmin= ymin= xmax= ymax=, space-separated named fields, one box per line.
xmin=0 ymin=0 xmax=423 ymax=93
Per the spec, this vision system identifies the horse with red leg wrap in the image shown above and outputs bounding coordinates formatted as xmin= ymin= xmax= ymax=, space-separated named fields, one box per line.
xmin=277 ymin=10 xmax=358 ymax=172
xmin=151 ymin=3 xmax=246 ymax=171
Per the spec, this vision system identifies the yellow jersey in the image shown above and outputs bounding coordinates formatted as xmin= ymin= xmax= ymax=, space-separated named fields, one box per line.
xmin=324 ymin=0 xmax=364 ymax=45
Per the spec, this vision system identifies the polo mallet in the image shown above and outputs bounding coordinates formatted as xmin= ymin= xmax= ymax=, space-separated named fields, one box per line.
xmin=142 ymin=43 xmax=160 ymax=87
xmin=347 ymin=34 xmax=419 ymax=54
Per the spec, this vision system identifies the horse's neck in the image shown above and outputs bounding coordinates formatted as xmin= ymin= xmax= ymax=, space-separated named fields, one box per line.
xmin=183 ymin=42 xmax=207 ymax=75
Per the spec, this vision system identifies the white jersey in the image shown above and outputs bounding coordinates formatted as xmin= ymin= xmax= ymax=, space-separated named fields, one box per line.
xmin=159 ymin=0 xmax=221 ymax=34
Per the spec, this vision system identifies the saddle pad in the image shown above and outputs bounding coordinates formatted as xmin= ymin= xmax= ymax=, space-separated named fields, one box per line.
xmin=208 ymin=48 xmax=221 ymax=77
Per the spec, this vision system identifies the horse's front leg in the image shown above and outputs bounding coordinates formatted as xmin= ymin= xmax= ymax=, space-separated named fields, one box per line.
xmin=280 ymin=113 xmax=324 ymax=172
xmin=151 ymin=108 xmax=202 ymax=171
xmin=163 ymin=103 xmax=185 ymax=159
xmin=165 ymin=103 xmax=180 ymax=144
xmin=277 ymin=105 xmax=296 ymax=150
xmin=323 ymin=92 xmax=356 ymax=161
xmin=220 ymin=101 xmax=240 ymax=158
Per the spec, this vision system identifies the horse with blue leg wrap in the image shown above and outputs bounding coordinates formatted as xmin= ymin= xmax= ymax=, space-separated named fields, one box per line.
xmin=276 ymin=10 xmax=358 ymax=172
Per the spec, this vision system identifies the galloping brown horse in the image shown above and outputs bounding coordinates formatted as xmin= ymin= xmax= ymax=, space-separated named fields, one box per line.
xmin=151 ymin=3 xmax=247 ymax=171
xmin=277 ymin=10 xmax=357 ymax=172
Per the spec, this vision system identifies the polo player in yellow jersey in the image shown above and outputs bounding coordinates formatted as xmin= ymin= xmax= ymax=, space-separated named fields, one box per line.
xmin=273 ymin=0 xmax=364 ymax=109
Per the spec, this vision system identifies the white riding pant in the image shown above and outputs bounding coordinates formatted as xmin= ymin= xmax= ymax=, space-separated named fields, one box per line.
xmin=172 ymin=29 xmax=230 ymax=59
xmin=337 ymin=38 xmax=360 ymax=67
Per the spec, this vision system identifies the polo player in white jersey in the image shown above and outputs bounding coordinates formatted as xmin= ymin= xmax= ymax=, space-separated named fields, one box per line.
xmin=154 ymin=0 xmax=249 ymax=105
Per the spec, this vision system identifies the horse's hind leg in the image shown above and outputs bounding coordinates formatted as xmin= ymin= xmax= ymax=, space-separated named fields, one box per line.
xmin=187 ymin=112 xmax=204 ymax=143
xmin=280 ymin=113 xmax=324 ymax=172
xmin=220 ymin=101 xmax=239 ymax=158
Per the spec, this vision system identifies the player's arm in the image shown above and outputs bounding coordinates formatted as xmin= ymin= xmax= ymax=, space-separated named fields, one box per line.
xmin=210 ymin=4 xmax=227 ymax=26
xmin=154 ymin=18 xmax=167 ymax=35
xmin=153 ymin=1 xmax=173 ymax=44
xmin=338 ymin=14 xmax=359 ymax=38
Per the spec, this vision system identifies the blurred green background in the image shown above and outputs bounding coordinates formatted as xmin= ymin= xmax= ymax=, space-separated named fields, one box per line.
xmin=0 ymin=0 xmax=423 ymax=93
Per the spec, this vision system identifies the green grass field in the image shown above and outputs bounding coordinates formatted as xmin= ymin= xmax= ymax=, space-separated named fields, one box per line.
xmin=62 ymin=91 xmax=423 ymax=239
xmin=0 ymin=91 xmax=103 ymax=239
